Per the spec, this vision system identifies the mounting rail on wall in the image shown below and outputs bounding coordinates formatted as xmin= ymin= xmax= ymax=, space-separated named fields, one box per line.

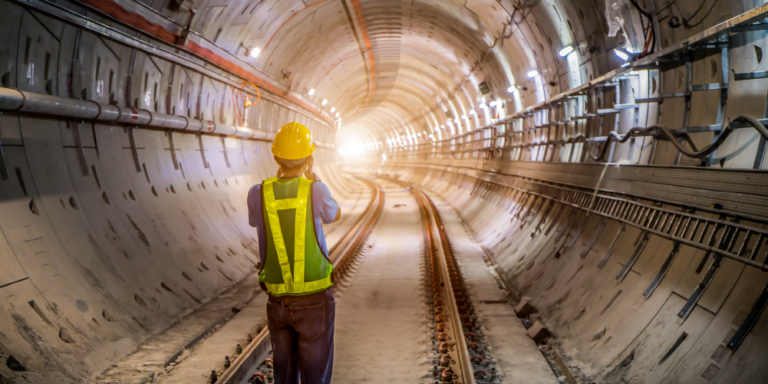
xmin=396 ymin=4 xmax=768 ymax=169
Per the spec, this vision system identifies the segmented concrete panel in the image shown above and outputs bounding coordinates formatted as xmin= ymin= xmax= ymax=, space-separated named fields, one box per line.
xmin=346 ymin=161 xmax=768 ymax=384
xmin=0 ymin=2 xmax=342 ymax=383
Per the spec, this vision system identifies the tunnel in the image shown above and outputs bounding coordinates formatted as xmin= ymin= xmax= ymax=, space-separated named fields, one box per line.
xmin=0 ymin=0 xmax=767 ymax=383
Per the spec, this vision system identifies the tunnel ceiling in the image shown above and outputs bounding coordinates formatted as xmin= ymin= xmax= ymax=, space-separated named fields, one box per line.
xmin=192 ymin=0 xmax=605 ymax=147
xmin=180 ymin=0 xmax=750 ymax=149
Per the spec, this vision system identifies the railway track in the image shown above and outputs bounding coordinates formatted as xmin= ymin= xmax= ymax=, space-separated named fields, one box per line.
xmin=406 ymin=183 xmax=501 ymax=384
xmin=212 ymin=176 xmax=385 ymax=384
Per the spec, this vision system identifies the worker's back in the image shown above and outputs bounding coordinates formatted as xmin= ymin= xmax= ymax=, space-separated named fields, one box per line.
xmin=247 ymin=121 xmax=340 ymax=384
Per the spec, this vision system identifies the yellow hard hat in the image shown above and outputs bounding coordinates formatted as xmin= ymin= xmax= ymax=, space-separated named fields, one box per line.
xmin=271 ymin=121 xmax=316 ymax=160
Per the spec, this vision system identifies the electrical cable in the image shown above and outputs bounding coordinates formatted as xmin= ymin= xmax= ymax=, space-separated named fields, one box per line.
xmin=629 ymin=0 xmax=652 ymax=17
xmin=244 ymin=81 xmax=262 ymax=106
xmin=504 ymin=115 xmax=768 ymax=161
xmin=629 ymin=0 xmax=656 ymax=56
xmin=669 ymin=0 xmax=720 ymax=29
xmin=642 ymin=24 xmax=654 ymax=56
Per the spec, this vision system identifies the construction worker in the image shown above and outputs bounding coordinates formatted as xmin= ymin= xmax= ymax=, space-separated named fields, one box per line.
xmin=247 ymin=121 xmax=341 ymax=384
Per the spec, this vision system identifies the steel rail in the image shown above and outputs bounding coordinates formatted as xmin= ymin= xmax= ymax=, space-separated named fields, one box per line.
xmin=410 ymin=187 xmax=477 ymax=384
xmin=214 ymin=177 xmax=384 ymax=384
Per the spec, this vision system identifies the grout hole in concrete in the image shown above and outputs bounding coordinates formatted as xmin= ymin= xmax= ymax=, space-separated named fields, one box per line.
xmin=6 ymin=355 xmax=26 ymax=372
xmin=59 ymin=328 xmax=76 ymax=344
xmin=102 ymin=310 xmax=116 ymax=322
xmin=28 ymin=300 xmax=53 ymax=326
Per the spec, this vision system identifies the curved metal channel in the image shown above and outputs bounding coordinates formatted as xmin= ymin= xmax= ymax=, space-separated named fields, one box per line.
xmin=215 ymin=177 xmax=385 ymax=384
xmin=409 ymin=186 xmax=476 ymax=384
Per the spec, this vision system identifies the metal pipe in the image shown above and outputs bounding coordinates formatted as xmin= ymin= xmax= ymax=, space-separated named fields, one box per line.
xmin=0 ymin=87 xmax=331 ymax=148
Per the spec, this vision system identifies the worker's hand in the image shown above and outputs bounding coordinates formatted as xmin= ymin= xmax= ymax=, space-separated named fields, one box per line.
xmin=304 ymin=156 xmax=315 ymax=180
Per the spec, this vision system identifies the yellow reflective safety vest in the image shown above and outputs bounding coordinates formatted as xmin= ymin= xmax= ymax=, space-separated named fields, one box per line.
xmin=259 ymin=177 xmax=333 ymax=296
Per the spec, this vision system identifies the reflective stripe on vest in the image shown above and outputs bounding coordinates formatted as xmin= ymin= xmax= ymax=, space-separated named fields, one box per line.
xmin=263 ymin=177 xmax=332 ymax=294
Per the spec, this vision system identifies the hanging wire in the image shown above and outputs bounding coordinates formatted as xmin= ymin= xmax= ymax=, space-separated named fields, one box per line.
xmin=508 ymin=115 xmax=768 ymax=161
xmin=629 ymin=0 xmax=656 ymax=56
xmin=243 ymin=81 xmax=262 ymax=106
xmin=657 ymin=0 xmax=720 ymax=29
xmin=229 ymin=81 xmax=261 ymax=127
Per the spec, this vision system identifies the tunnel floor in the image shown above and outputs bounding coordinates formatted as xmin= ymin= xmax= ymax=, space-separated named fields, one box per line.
xmin=92 ymin=177 xmax=556 ymax=383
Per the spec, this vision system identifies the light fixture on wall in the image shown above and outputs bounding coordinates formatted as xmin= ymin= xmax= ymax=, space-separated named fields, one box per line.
xmin=308 ymin=89 xmax=315 ymax=96
xmin=558 ymin=45 xmax=574 ymax=57
xmin=469 ymin=110 xmax=475 ymax=115
xmin=335 ymin=113 xmax=340 ymax=118
xmin=250 ymin=47 xmax=261 ymax=58
xmin=527 ymin=70 xmax=539 ymax=78
xmin=321 ymin=99 xmax=328 ymax=106
xmin=330 ymin=107 xmax=336 ymax=113
xmin=614 ymin=48 xmax=630 ymax=61
xmin=507 ymin=86 xmax=516 ymax=93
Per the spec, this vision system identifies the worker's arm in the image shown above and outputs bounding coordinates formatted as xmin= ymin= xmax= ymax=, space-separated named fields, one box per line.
xmin=333 ymin=203 xmax=341 ymax=223
xmin=304 ymin=157 xmax=342 ymax=223
xmin=310 ymin=176 xmax=341 ymax=224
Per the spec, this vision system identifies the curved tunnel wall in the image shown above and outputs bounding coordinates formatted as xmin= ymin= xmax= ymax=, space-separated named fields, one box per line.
xmin=0 ymin=2 xmax=354 ymax=383
xmin=343 ymin=159 xmax=768 ymax=384
xmin=2 ymin=0 xmax=768 ymax=383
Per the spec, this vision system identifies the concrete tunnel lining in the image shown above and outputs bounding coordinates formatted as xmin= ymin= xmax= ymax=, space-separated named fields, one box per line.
xmin=0 ymin=0 xmax=767 ymax=383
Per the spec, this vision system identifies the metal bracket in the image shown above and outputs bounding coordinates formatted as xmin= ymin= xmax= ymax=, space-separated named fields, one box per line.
xmin=70 ymin=120 xmax=89 ymax=177
xmin=580 ymin=218 xmax=607 ymax=258
xmin=598 ymin=223 xmax=627 ymax=269
xmin=615 ymin=203 xmax=664 ymax=280
xmin=127 ymin=126 xmax=142 ymax=173
xmin=221 ymin=136 xmax=231 ymax=168
xmin=198 ymin=134 xmax=209 ymax=168
xmin=616 ymin=232 xmax=652 ymax=282
xmin=565 ymin=215 xmax=590 ymax=250
xmin=727 ymin=282 xmax=768 ymax=351
xmin=167 ymin=130 xmax=179 ymax=170
xmin=678 ymin=217 xmax=743 ymax=321
xmin=643 ymin=242 xmax=682 ymax=298
xmin=643 ymin=208 xmax=698 ymax=298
